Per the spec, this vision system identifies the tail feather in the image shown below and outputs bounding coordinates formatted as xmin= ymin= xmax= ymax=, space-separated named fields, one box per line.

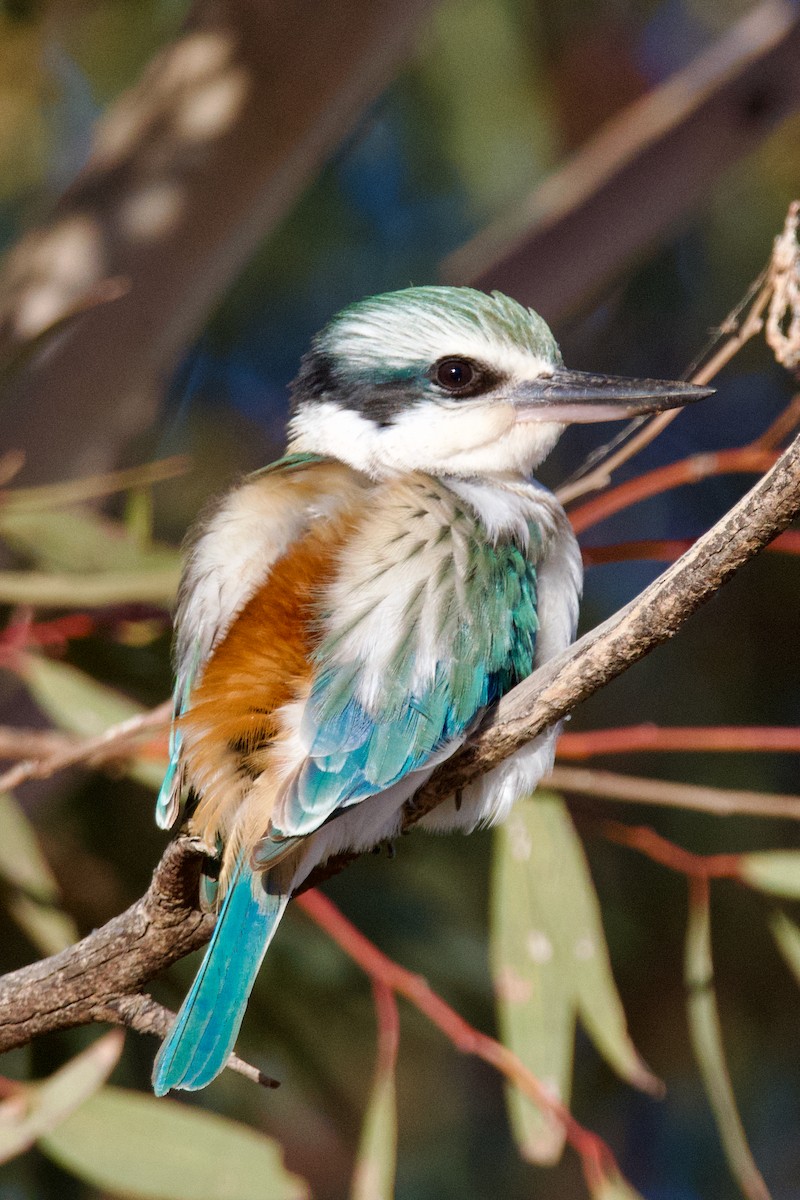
xmin=152 ymin=863 xmax=289 ymax=1095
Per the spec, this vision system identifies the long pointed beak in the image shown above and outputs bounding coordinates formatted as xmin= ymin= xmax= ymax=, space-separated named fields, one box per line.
xmin=512 ymin=368 xmax=714 ymax=424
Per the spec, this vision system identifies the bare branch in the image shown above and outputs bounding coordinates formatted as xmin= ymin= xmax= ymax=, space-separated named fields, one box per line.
xmin=0 ymin=837 xmax=212 ymax=1054
xmin=110 ymin=994 xmax=278 ymax=1088
xmin=1 ymin=429 xmax=799 ymax=1064
xmin=547 ymin=765 xmax=800 ymax=821
xmin=0 ymin=702 xmax=171 ymax=793
xmin=443 ymin=2 xmax=800 ymax=321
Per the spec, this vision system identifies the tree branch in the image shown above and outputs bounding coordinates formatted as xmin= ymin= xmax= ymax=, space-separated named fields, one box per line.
xmin=443 ymin=1 xmax=800 ymax=321
xmin=1 ymin=423 xmax=798 ymax=1061
xmin=0 ymin=837 xmax=211 ymax=1054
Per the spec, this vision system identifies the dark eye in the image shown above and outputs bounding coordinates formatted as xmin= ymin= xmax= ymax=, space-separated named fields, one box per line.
xmin=435 ymin=358 xmax=475 ymax=392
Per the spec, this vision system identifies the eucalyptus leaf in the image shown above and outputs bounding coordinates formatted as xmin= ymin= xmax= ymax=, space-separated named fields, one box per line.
xmin=0 ymin=506 xmax=178 ymax=575
xmin=491 ymin=793 xmax=657 ymax=1167
xmin=684 ymin=884 xmax=771 ymax=1200
xmin=738 ymin=852 xmax=800 ymax=900
xmin=588 ymin=1169 xmax=647 ymax=1200
xmin=350 ymin=1036 xmax=397 ymax=1200
xmin=0 ymin=567 xmax=179 ymax=607
xmin=7 ymin=893 xmax=78 ymax=956
xmin=769 ymin=910 xmax=800 ymax=983
xmin=25 ymin=655 xmax=144 ymax=736
xmin=0 ymin=791 xmax=78 ymax=953
xmin=0 ymin=791 xmax=61 ymax=901
xmin=0 ymin=1032 xmax=123 ymax=1164
xmin=40 ymin=1086 xmax=310 ymax=1200
xmin=22 ymin=655 xmax=167 ymax=789
xmin=491 ymin=798 xmax=576 ymax=1164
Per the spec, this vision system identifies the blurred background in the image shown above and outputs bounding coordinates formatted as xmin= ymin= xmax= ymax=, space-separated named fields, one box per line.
xmin=1 ymin=0 xmax=799 ymax=1197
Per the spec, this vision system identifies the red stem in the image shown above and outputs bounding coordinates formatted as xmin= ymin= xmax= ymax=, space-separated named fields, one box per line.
xmin=557 ymin=724 xmax=800 ymax=758
xmin=569 ymin=448 xmax=779 ymax=533
xmin=597 ymin=818 xmax=743 ymax=880
xmin=297 ymin=888 xmax=621 ymax=1188
xmin=582 ymin=529 xmax=800 ymax=565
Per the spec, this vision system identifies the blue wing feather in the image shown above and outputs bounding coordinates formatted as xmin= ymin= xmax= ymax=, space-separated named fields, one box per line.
xmin=272 ymin=541 xmax=539 ymax=840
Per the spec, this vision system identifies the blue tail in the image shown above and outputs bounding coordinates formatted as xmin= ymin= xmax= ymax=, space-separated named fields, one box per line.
xmin=152 ymin=864 xmax=288 ymax=1094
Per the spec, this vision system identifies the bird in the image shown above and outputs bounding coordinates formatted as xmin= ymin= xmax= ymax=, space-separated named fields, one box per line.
xmin=151 ymin=285 xmax=710 ymax=1095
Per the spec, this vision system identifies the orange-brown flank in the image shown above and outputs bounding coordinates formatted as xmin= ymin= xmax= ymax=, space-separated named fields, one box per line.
xmin=180 ymin=508 xmax=360 ymax=846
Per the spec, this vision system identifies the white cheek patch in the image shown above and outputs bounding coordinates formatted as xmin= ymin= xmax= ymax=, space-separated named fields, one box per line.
xmin=376 ymin=402 xmax=517 ymax=471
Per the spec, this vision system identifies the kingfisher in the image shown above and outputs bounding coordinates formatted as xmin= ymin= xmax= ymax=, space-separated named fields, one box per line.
xmin=152 ymin=286 xmax=709 ymax=1095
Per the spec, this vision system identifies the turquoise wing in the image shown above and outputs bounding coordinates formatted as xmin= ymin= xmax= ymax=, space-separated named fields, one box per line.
xmin=155 ymin=645 xmax=199 ymax=830
xmin=260 ymin=535 xmax=539 ymax=850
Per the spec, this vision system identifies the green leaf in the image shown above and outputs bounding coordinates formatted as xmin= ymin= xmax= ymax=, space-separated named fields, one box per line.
xmin=351 ymin=998 xmax=398 ymax=1200
xmin=0 ymin=567 xmax=179 ymax=607
xmin=6 ymin=893 xmax=78 ymax=956
xmin=0 ymin=1032 xmax=123 ymax=1164
xmin=491 ymin=793 xmax=659 ymax=1166
xmin=39 ymin=1086 xmax=310 ymax=1200
xmin=22 ymin=655 xmax=166 ymax=789
xmin=492 ymin=797 xmax=576 ymax=1164
xmin=24 ymin=654 xmax=143 ymax=735
xmin=769 ymin=910 xmax=800 ymax=982
xmin=684 ymin=883 xmax=771 ymax=1200
xmin=738 ymin=852 xmax=800 ymax=899
xmin=0 ymin=791 xmax=78 ymax=953
xmin=1 ymin=457 xmax=186 ymax=513
xmin=0 ymin=506 xmax=179 ymax=576
xmin=0 ymin=791 xmax=61 ymax=901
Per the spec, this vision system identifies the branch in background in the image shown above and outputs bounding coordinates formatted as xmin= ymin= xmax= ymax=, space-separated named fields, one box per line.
xmin=557 ymin=724 xmax=800 ymax=758
xmin=592 ymin=818 xmax=743 ymax=879
xmin=0 ymin=0 xmax=434 ymax=483
xmin=582 ymin=530 xmax=800 ymax=564
xmin=568 ymin=447 xmax=778 ymax=534
xmin=0 ymin=701 xmax=171 ymax=793
xmin=548 ymin=766 xmax=800 ymax=821
xmin=443 ymin=2 xmax=800 ymax=322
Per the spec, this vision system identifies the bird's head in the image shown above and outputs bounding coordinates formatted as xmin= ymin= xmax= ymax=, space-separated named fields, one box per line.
xmin=288 ymin=286 xmax=711 ymax=478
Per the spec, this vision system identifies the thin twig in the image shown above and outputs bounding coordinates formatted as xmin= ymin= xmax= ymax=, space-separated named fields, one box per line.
xmin=1 ymin=457 xmax=189 ymax=513
xmin=547 ymin=765 xmax=800 ymax=820
xmin=590 ymin=818 xmax=742 ymax=879
xmin=110 ymin=994 xmax=279 ymax=1089
xmin=557 ymin=724 xmax=800 ymax=758
xmin=0 ymin=701 xmax=170 ymax=792
xmin=568 ymin=447 xmax=778 ymax=535
xmin=582 ymin=530 xmax=800 ymax=564
xmin=557 ymin=279 xmax=773 ymax=505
